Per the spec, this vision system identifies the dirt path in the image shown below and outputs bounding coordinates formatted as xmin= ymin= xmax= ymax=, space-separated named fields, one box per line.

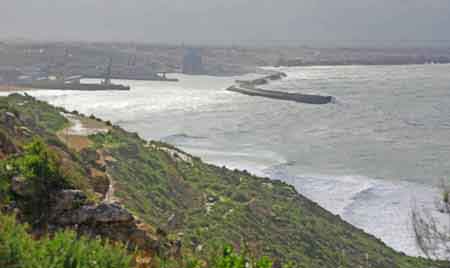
xmin=103 ymin=172 xmax=117 ymax=203
xmin=58 ymin=113 xmax=117 ymax=203
xmin=57 ymin=113 xmax=110 ymax=151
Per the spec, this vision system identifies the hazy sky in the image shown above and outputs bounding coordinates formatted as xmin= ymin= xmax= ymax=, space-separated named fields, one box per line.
xmin=2 ymin=0 xmax=450 ymax=45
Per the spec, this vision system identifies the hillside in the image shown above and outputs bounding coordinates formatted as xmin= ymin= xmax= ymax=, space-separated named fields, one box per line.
xmin=0 ymin=93 xmax=446 ymax=268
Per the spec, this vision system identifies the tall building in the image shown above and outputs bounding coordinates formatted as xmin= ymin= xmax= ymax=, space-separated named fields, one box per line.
xmin=182 ymin=48 xmax=204 ymax=75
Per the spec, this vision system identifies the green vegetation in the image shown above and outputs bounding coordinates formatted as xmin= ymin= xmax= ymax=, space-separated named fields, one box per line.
xmin=0 ymin=162 xmax=13 ymax=206
xmin=87 ymin=128 xmax=443 ymax=267
xmin=11 ymin=139 xmax=72 ymax=225
xmin=1 ymin=213 xmax=279 ymax=268
xmin=149 ymin=244 xmax=277 ymax=268
xmin=0 ymin=138 xmax=92 ymax=227
xmin=0 ymin=93 xmax=68 ymax=133
xmin=16 ymin=138 xmax=68 ymax=188
xmin=0 ymin=94 xmax=448 ymax=268
xmin=0 ymin=213 xmax=133 ymax=268
xmin=209 ymin=245 xmax=272 ymax=268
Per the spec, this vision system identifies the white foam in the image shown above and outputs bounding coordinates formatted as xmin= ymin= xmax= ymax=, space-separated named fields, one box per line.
xmin=15 ymin=77 xmax=241 ymax=123
xmin=265 ymin=166 xmax=444 ymax=257
xmin=182 ymin=147 xmax=286 ymax=177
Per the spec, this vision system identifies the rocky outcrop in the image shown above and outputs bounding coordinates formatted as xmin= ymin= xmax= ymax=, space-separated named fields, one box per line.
xmin=57 ymin=202 xmax=134 ymax=225
xmin=52 ymin=189 xmax=88 ymax=212
xmin=5 ymin=153 xmax=157 ymax=251
xmin=2 ymin=111 xmax=18 ymax=129
xmin=48 ymin=189 xmax=157 ymax=251
xmin=0 ymin=128 xmax=18 ymax=159
xmin=76 ymin=219 xmax=157 ymax=251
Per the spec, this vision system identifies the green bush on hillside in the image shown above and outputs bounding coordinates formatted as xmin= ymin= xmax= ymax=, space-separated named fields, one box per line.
xmin=13 ymin=139 xmax=71 ymax=226
xmin=152 ymin=244 xmax=275 ymax=268
xmin=210 ymin=245 xmax=272 ymax=268
xmin=1 ymin=212 xmax=279 ymax=268
xmin=0 ymin=162 xmax=13 ymax=206
xmin=0 ymin=213 xmax=133 ymax=268
xmin=16 ymin=139 xmax=66 ymax=186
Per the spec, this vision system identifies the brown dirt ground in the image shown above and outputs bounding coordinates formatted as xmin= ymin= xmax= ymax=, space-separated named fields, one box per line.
xmin=57 ymin=115 xmax=110 ymax=152
xmin=57 ymin=133 xmax=92 ymax=152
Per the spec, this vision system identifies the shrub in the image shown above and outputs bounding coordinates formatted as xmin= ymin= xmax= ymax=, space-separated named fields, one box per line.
xmin=16 ymin=139 xmax=64 ymax=185
xmin=232 ymin=192 xmax=250 ymax=203
xmin=0 ymin=213 xmax=32 ymax=267
xmin=0 ymin=161 xmax=13 ymax=206
xmin=0 ymin=213 xmax=133 ymax=268
xmin=210 ymin=245 xmax=273 ymax=268
xmin=152 ymin=244 xmax=275 ymax=268
xmin=13 ymin=139 xmax=71 ymax=225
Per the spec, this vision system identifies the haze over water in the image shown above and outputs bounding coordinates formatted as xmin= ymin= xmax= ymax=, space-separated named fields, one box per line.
xmin=12 ymin=64 xmax=450 ymax=256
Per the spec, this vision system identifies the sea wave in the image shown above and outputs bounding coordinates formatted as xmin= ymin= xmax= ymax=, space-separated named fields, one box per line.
xmin=263 ymin=163 xmax=443 ymax=257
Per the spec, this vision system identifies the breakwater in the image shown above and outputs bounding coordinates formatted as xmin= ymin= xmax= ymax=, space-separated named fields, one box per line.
xmin=235 ymin=72 xmax=287 ymax=86
xmin=227 ymin=86 xmax=333 ymax=104
xmin=228 ymin=72 xmax=333 ymax=105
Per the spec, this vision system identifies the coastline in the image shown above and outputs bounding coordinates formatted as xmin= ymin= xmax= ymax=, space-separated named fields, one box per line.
xmin=3 ymin=93 xmax=446 ymax=267
xmin=3 ymin=64 xmax=450 ymax=257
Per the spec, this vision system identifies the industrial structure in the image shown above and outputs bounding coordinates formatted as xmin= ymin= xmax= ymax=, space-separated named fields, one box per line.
xmin=182 ymin=48 xmax=204 ymax=75
xmin=0 ymin=50 xmax=130 ymax=91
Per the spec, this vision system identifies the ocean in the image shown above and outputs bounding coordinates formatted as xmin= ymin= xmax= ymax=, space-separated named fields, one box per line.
xmin=8 ymin=64 xmax=450 ymax=257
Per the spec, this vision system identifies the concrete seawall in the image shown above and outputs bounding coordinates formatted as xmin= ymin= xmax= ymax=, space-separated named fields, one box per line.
xmin=228 ymin=71 xmax=333 ymax=105
xmin=227 ymin=86 xmax=333 ymax=104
